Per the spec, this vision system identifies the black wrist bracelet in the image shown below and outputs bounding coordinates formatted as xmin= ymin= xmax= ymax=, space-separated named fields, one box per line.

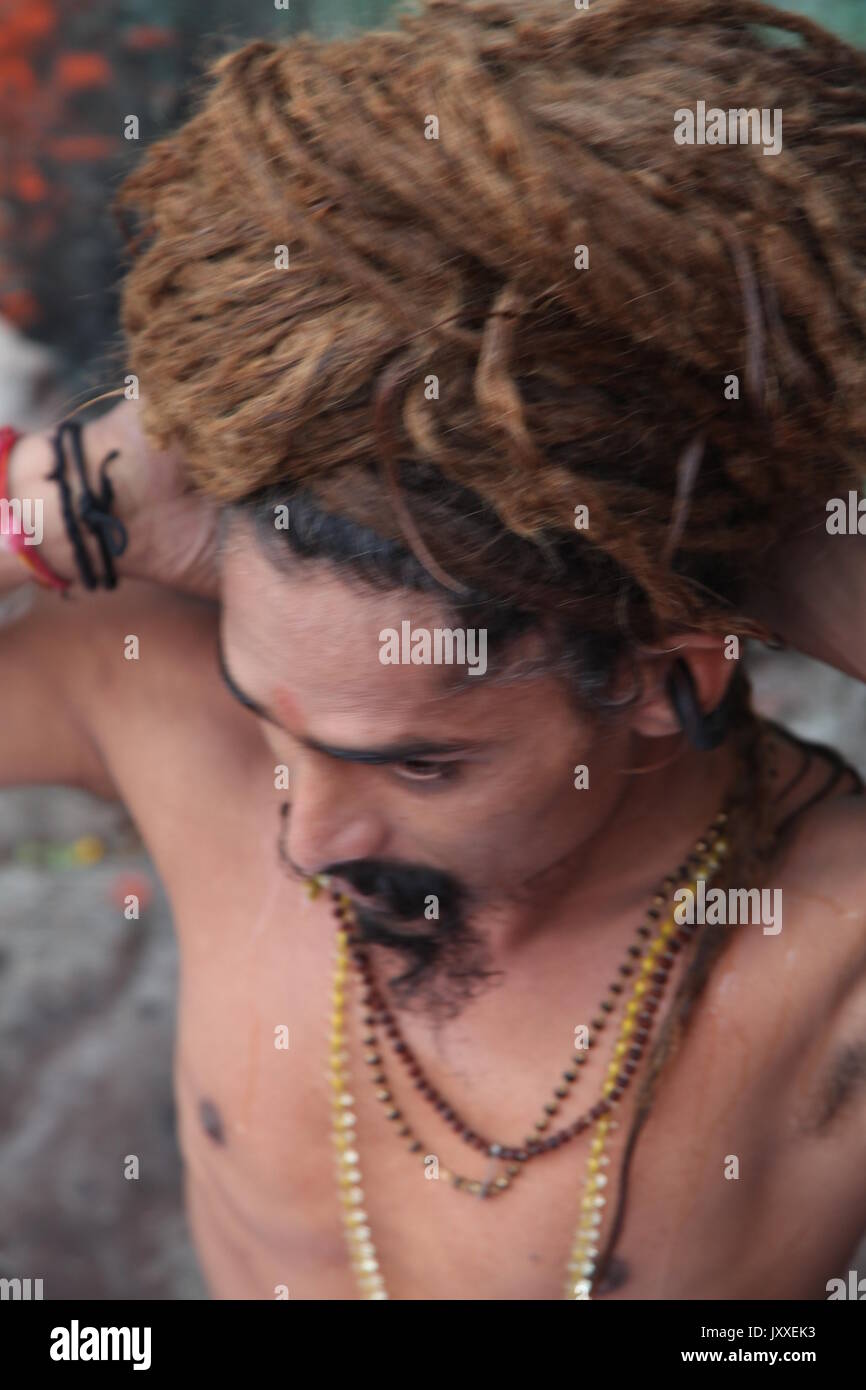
xmin=46 ymin=423 xmax=99 ymax=590
xmin=48 ymin=419 xmax=129 ymax=590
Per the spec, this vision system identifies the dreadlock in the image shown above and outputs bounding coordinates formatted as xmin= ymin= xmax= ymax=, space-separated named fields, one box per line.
xmin=110 ymin=0 xmax=866 ymax=1291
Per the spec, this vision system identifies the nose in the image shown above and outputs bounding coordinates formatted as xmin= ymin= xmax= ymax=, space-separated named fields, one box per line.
xmin=286 ymin=756 xmax=387 ymax=874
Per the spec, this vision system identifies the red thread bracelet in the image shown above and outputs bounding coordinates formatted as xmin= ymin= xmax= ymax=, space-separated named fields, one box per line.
xmin=0 ymin=425 xmax=72 ymax=594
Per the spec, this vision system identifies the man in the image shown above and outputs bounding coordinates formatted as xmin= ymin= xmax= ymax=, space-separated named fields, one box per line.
xmin=2 ymin=0 xmax=866 ymax=1300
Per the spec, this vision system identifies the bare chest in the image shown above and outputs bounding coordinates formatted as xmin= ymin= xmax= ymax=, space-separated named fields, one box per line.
xmin=165 ymin=863 xmax=837 ymax=1302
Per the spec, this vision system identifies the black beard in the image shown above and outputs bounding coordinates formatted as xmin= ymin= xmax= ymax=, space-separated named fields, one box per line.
xmin=277 ymin=806 xmax=500 ymax=1022
xmin=325 ymin=858 xmax=501 ymax=1023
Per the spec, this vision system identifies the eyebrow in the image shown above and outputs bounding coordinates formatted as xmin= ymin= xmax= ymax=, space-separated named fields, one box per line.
xmin=215 ymin=631 xmax=481 ymax=765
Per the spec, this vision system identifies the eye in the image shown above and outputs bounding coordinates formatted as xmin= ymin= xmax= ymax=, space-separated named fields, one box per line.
xmin=393 ymin=759 xmax=460 ymax=783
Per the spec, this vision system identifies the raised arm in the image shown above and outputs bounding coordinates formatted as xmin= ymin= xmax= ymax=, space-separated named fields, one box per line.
xmin=747 ymin=519 xmax=866 ymax=685
xmin=0 ymin=398 xmax=220 ymax=794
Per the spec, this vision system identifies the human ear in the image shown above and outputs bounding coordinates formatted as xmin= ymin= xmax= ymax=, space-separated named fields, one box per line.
xmin=628 ymin=634 xmax=739 ymax=743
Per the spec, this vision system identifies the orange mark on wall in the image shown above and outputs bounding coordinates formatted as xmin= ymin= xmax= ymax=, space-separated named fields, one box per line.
xmin=12 ymin=163 xmax=48 ymax=202
xmin=0 ymin=0 xmax=57 ymax=51
xmin=0 ymin=56 xmax=37 ymax=96
xmin=54 ymin=52 xmax=112 ymax=90
xmin=0 ymin=289 xmax=41 ymax=328
xmin=46 ymin=134 xmax=119 ymax=161
xmin=123 ymin=26 xmax=176 ymax=52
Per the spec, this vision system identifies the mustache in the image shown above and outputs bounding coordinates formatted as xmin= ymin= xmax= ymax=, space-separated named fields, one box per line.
xmin=277 ymin=802 xmax=466 ymax=920
xmin=322 ymin=857 xmax=465 ymax=920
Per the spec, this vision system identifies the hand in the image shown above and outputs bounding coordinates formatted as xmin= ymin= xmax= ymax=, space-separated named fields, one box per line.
xmin=85 ymin=396 xmax=221 ymax=599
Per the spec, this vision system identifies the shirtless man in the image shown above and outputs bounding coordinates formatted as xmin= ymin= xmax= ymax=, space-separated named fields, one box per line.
xmin=3 ymin=0 xmax=866 ymax=1302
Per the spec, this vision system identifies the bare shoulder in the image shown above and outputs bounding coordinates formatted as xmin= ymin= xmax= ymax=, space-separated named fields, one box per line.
xmin=696 ymin=727 xmax=866 ymax=1165
xmin=759 ymin=773 xmax=866 ymax=1159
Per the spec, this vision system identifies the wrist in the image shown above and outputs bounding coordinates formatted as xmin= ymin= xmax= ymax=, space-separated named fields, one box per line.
xmin=79 ymin=409 xmax=150 ymax=581
xmin=1 ymin=429 xmax=79 ymax=591
xmin=1 ymin=414 xmax=143 ymax=594
xmin=3 ymin=401 xmax=220 ymax=601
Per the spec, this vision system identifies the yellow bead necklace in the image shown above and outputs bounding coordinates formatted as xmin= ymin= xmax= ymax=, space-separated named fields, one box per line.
xmin=320 ymin=819 xmax=730 ymax=1299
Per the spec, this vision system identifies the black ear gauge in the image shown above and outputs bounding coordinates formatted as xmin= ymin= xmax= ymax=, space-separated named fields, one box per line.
xmin=277 ymin=800 xmax=292 ymax=866
xmin=665 ymin=658 xmax=734 ymax=751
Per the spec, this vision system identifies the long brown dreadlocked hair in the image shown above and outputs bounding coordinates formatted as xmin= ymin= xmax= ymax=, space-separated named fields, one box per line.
xmin=110 ymin=0 xmax=866 ymax=1291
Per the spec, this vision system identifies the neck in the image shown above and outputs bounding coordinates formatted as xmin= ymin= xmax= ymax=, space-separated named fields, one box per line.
xmin=483 ymin=729 xmax=743 ymax=956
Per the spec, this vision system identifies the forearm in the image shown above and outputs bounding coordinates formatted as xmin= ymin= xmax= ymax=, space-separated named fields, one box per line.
xmin=751 ymin=524 xmax=866 ymax=684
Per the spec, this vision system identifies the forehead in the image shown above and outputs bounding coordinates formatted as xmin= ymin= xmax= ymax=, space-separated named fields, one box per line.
xmin=219 ymin=517 xmax=553 ymax=736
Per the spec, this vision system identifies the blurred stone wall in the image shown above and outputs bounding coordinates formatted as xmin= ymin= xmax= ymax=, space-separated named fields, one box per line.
xmin=0 ymin=0 xmax=406 ymax=402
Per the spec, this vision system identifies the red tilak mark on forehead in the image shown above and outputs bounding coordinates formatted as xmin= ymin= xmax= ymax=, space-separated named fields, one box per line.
xmin=270 ymin=687 xmax=303 ymax=733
